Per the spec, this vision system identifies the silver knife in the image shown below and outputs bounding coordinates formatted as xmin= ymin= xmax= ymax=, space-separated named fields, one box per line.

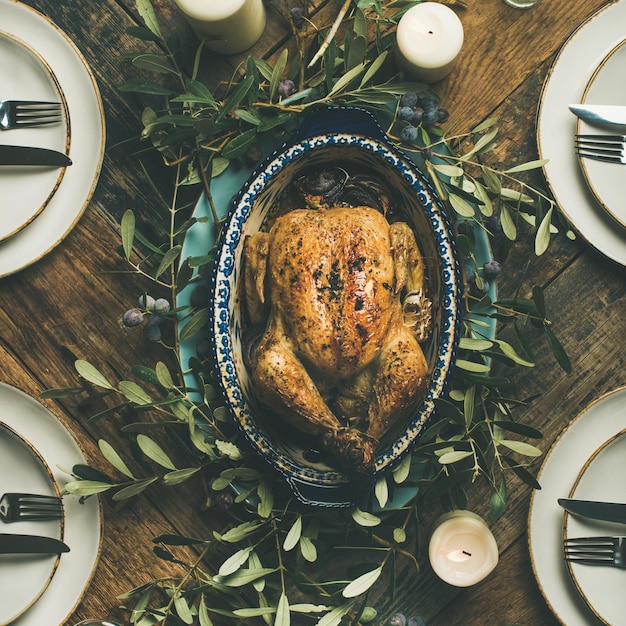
xmin=558 ymin=498 xmax=626 ymax=524
xmin=0 ymin=533 xmax=70 ymax=554
xmin=569 ymin=104 xmax=626 ymax=129
xmin=0 ymin=145 xmax=71 ymax=167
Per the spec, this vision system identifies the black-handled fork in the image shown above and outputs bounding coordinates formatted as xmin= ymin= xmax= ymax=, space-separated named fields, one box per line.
xmin=575 ymin=134 xmax=626 ymax=164
xmin=563 ymin=536 xmax=626 ymax=568
xmin=0 ymin=100 xmax=62 ymax=130
xmin=0 ymin=492 xmax=63 ymax=522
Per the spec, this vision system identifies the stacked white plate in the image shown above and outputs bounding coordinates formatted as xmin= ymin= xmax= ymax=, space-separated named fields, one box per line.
xmin=0 ymin=0 xmax=104 ymax=277
xmin=529 ymin=386 xmax=626 ymax=625
xmin=0 ymin=383 xmax=101 ymax=625
xmin=537 ymin=0 xmax=626 ymax=267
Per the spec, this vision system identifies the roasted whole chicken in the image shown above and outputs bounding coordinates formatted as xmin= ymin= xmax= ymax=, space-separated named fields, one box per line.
xmin=243 ymin=202 xmax=432 ymax=475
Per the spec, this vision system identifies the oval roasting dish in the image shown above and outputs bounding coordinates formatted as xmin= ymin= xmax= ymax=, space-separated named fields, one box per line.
xmin=209 ymin=107 xmax=461 ymax=507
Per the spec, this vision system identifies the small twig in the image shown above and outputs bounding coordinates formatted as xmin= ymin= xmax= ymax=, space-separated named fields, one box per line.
xmin=307 ymin=0 xmax=352 ymax=68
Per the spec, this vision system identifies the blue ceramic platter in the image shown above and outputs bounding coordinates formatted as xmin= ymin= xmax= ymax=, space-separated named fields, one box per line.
xmin=178 ymin=107 xmax=490 ymax=508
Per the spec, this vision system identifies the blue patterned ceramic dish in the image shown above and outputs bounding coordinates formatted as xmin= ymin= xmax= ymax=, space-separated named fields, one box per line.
xmin=209 ymin=107 xmax=461 ymax=508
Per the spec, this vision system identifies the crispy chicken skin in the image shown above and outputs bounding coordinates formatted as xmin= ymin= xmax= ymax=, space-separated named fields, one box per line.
xmin=243 ymin=205 xmax=430 ymax=474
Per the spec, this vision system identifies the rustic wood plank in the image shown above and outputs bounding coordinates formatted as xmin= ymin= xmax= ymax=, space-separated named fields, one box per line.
xmin=5 ymin=0 xmax=624 ymax=624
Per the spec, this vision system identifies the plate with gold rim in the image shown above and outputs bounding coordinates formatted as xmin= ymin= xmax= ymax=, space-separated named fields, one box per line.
xmin=0 ymin=29 xmax=70 ymax=242
xmin=537 ymin=0 xmax=626 ymax=266
xmin=564 ymin=427 xmax=626 ymax=626
xmin=576 ymin=38 xmax=626 ymax=230
xmin=0 ymin=422 xmax=63 ymax=625
xmin=0 ymin=383 xmax=102 ymax=626
xmin=0 ymin=0 xmax=104 ymax=277
xmin=528 ymin=386 xmax=626 ymax=626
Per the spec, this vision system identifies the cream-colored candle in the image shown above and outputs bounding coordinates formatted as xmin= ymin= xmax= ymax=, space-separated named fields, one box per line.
xmin=428 ymin=511 xmax=498 ymax=587
xmin=395 ymin=2 xmax=464 ymax=83
xmin=174 ymin=0 xmax=266 ymax=55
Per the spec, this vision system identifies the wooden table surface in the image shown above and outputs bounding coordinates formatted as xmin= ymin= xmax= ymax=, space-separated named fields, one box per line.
xmin=6 ymin=0 xmax=625 ymax=624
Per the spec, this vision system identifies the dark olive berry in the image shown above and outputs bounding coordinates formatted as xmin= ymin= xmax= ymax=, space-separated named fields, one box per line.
xmin=290 ymin=7 xmax=304 ymax=27
xmin=153 ymin=298 xmax=171 ymax=316
xmin=277 ymin=79 xmax=297 ymax=99
xmin=422 ymin=108 xmax=439 ymax=126
xmin=143 ymin=321 xmax=162 ymax=342
xmin=399 ymin=92 xmax=419 ymax=108
xmin=483 ymin=260 xmax=502 ymax=280
xmin=398 ymin=106 xmax=415 ymax=121
xmin=216 ymin=491 xmax=234 ymax=510
xmin=388 ymin=613 xmax=407 ymax=626
xmin=122 ymin=308 xmax=144 ymax=327
xmin=411 ymin=107 xmax=424 ymax=124
xmin=138 ymin=294 xmax=155 ymax=311
xmin=400 ymin=125 xmax=418 ymax=143
xmin=420 ymin=96 xmax=438 ymax=113
xmin=437 ymin=106 xmax=450 ymax=123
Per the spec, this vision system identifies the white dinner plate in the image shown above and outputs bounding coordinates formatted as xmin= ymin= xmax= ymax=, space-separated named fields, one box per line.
xmin=537 ymin=0 xmax=626 ymax=267
xmin=528 ymin=386 xmax=626 ymax=625
xmin=0 ymin=0 xmax=104 ymax=277
xmin=0 ymin=383 xmax=102 ymax=626
xmin=0 ymin=30 xmax=70 ymax=241
xmin=0 ymin=422 xmax=63 ymax=625
xmin=564 ymin=428 xmax=626 ymax=626
xmin=576 ymin=38 xmax=626 ymax=229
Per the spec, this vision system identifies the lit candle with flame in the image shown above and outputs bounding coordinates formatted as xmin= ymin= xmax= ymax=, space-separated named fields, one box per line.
xmin=428 ymin=510 xmax=499 ymax=586
xmin=173 ymin=0 xmax=266 ymax=55
xmin=395 ymin=2 xmax=464 ymax=83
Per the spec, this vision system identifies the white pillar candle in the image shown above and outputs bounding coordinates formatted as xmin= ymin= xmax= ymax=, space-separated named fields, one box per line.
xmin=174 ymin=0 xmax=266 ymax=55
xmin=428 ymin=510 xmax=499 ymax=587
xmin=395 ymin=2 xmax=464 ymax=83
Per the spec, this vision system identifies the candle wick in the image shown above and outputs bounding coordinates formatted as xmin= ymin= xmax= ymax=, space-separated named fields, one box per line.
xmin=462 ymin=550 xmax=472 ymax=557
xmin=428 ymin=30 xmax=434 ymax=35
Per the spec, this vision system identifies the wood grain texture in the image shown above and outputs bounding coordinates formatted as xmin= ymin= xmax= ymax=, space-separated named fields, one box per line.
xmin=5 ymin=0 xmax=623 ymax=624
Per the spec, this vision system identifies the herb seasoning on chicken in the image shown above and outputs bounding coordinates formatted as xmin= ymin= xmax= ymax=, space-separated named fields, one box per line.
xmin=243 ymin=203 xmax=432 ymax=475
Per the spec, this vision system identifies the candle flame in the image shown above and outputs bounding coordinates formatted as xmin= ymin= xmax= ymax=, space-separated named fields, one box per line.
xmin=447 ymin=549 xmax=472 ymax=563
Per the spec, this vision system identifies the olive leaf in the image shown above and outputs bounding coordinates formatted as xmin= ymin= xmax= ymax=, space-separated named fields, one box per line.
xmin=219 ymin=547 xmax=254 ymax=576
xmin=283 ymin=515 xmax=303 ymax=552
xmin=63 ymin=480 xmax=114 ymax=496
xmin=99 ymin=439 xmax=135 ymax=478
xmin=137 ymin=434 xmax=177 ymax=470
xmin=121 ymin=209 xmax=135 ymax=260
xmin=162 ymin=467 xmax=200 ymax=485
xmin=135 ymin=0 xmax=162 ymax=39
xmin=374 ymin=475 xmax=389 ymax=508
xmin=119 ymin=381 xmax=153 ymax=405
xmin=299 ymin=536 xmax=317 ymax=562
xmin=214 ymin=568 xmax=276 ymax=587
xmin=270 ymin=49 xmax=289 ymax=102
xmin=112 ymin=477 xmax=159 ymax=501
xmin=275 ymin=593 xmax=290 ymax=626
xmin=352 ymin=508 xmax=381 ymax=527
xmin=342 ymin=566 xmax=383 ymax=598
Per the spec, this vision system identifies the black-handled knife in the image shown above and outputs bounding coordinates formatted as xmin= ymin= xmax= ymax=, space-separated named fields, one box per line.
xmin=0 ymin=533 xmax=70 ymax=554
xmin=558 ymin=498 xmax=626 ymax=524
xmin=0 ymin=145 xmax=71 ymax=167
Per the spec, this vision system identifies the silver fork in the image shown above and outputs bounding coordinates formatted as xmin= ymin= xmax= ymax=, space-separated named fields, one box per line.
xmin=563 ymin=536 xmax=626 ymax=568
xmin=0 ymin=492 xmax=63 ymax=522
xmin=0 ymin=100 xmax=62 ymax=130
xmin=575 ymin=134 xmax=626 ymax=164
